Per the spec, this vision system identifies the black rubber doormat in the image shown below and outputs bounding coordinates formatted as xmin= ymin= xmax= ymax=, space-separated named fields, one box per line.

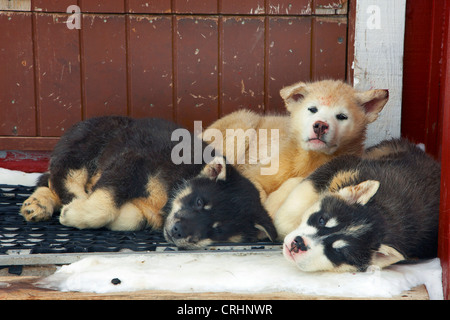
xmin=0 ymin=185 xmax=280 ymax=258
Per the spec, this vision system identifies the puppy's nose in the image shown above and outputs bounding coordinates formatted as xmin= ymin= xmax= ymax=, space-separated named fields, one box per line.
xmin=170 ymin=222 xmax=185 ymax=240
xmin=291 ymin=236 xmax=308 ymax=253
xmin=313 ymin=121 xmax=329 ymax=137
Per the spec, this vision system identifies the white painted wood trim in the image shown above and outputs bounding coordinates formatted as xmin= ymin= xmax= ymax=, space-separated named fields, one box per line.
xmin=0 ymin=0 xmax=31 ymax=11
xmin=352 ymin=0 xmax=406 ymax=147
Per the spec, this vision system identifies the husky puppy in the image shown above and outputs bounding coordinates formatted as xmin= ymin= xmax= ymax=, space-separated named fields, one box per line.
xmin=20 ymin=116 xmax=276 ymax=249
xmin=281 ymin=139 xmax=440 ymax=272
xmin=163 ymin=157 xmax=277 ymax=249
xmin=205 ymin=80 xmax=389 ymax=209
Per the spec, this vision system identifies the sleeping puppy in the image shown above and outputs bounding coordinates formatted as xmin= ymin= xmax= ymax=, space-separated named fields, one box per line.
xmin=281 ymin=139 xmax=440 ymax=272
xmin=20 ymin=116 xmax=277 ymax=249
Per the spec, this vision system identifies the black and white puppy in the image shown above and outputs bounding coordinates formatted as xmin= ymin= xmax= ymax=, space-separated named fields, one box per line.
xmin=281 ymin=139 xmax=440 ymax=272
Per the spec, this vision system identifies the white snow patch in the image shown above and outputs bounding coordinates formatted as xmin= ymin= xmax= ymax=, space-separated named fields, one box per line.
xmin=0 ymin=168 xmax=42 ymax=187
xmin=36 ymin=252 xmax=443 ymax=299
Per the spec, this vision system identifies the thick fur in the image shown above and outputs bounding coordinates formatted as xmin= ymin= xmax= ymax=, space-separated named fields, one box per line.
xmin=280 ymin=139 xmax=440 ymax=272
xmin=163 ymin=157 xmax=277 ymax=249
xmin=205 ymin=80 xmax=389 ymax=211
xmin=20 ymin=116 xmax=276 ymax=248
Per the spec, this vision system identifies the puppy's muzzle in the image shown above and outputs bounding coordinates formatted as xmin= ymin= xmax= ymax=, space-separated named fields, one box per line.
xmin=290 ymin=236 xmax=308 ymax=253
xmin=168 ymin=221 xmax=185 ymax=240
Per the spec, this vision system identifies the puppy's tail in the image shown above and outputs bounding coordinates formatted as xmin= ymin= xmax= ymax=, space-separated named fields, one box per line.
xmin=36 ymin=172 xmax=50 ymax=188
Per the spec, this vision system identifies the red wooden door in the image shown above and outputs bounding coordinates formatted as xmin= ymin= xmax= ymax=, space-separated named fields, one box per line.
xmin=402 ymin=0 xmax=447 ymax=160
xmin=0 ymin=0 xmax=349 ymax=150
xmin=402 ymin=0 xmax=450 ymax=300
xmin=437 ymin=0 xmax=450 ymax=302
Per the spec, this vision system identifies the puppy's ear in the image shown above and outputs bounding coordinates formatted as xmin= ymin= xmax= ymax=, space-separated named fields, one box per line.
xmin=337 ymin=180 xmax=380 ymax=205
xmin=199 ymin=156 xmax=226 ymax=181
xmin=255 ymin=223 xmax=277 ymax=242
xmin=370 ymin=244 xmax=405 ymax=269
xmin=355 ymin=89 xmax=389 ymax=123
xmin=280 ymin=81 xmax=308 ymax=112
xmin=254 ymin=210 xmax=278 ymax=242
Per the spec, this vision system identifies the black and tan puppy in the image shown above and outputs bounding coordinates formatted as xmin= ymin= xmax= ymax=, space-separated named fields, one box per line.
xmin=20 ymin=116 xmax=276 ymax=249
xmin=279 ymin=139 xmax=440 ymax=272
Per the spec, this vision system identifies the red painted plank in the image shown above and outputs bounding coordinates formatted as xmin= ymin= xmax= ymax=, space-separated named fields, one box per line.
xmin=220 ymin=17 xmax=265 ymax=116
xmin=79 ymin=0 xmax=125 ymax=13
xmin=311 ymin=17 xmax=347 ymax=81
xmin=0 ymin=12 xmax=36 ymax=137
xmin=127 ymin=15 xmax=173 ymax=120
xmin=0 ymin=137 xmax=59 ymax=151
xmin=220 ymin=0 xmax=264 ymax=14
xmin=173 ymin=0 xmax=217 ymax=14
xmin=438 ymin=0 xmax=450 ymax=301
xmin=81 ymin=14 xmax=128 ymax=119
xmin=32 ymin=0 xmax=76 ymax=12
xmin=127 ymin=0 xmax=171 ymax=13
xmin=174 ymin=16 xmax=219 ymax=131
xmin=34 ymin=13 xmax=82 ymax=136
xmin=267 ymin=0 xmax=312 ymax=15
xmin=313 ymin=0 xmax=347 ymax=13
xmin=267 ymin=17 xmax=311 ymax=113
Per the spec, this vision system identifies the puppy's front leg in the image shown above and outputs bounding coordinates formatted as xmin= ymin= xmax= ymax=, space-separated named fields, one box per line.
xmin=264 ymin=177 xmax=304 ymax=218
xmin=272 ymin=179 xmax=319 ymax=239
xmin=59 ymin=188 xmax=119 ymax=229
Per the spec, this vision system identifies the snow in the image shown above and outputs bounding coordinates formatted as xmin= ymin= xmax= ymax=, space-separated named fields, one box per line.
xmin=36 ymin=252 xmax=444 ymax=299
xmin=0 ymin=167 xmax=42 ymax=187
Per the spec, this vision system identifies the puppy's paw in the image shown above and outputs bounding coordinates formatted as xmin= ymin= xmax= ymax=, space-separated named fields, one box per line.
xmin=20 ymin=196 xmax=53 ymax=222
xmin=59 ymin=196 xmax=115 ymax=229
xmin=59 ymin=199 xmax=90 ymax=229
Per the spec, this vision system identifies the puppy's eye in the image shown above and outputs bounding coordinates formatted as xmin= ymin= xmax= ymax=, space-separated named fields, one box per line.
xmin=194 ymin=197 xmax=204 ymax=210
xmin=308 ymin=106 xmax=318 ymax=114
xmin=336 ymin=113 xmax=348 ymax=121
xmin=318 ymin=216 xmax=326 ymax=227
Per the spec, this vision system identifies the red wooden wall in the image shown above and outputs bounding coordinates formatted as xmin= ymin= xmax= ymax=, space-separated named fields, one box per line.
xmin=0 ymin=0 xmax=349 ymax=151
